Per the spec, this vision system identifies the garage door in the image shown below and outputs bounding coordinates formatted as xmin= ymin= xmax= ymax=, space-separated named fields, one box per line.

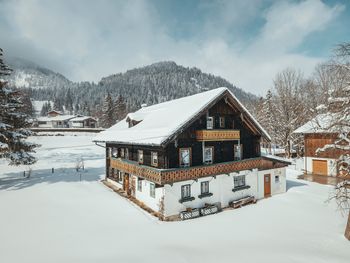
xmin=312 ymin=160 xmax=328 ymax=176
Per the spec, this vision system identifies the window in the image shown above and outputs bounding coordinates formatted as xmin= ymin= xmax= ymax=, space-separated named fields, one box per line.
xmin=204 ymin=146 xmax=213 ymax=164
xmin=112 ymin=148 xmax=118 ymax=158
xmin=137 ymin=179 xmax=142 ymax=191
xmin=207 ymin=117 xmax=214 ymax=129
xmin=151 ymin=151 xmax=158 ymax=167
xmin=201 ymin=181 xmax=209 ymax=194
xmin=181 ymin=184 xmax=191 ymax=199
xmin=150 ymin=183 xmax=155 ymax=198
xmin=116 ymin=170 xmax=123 ymax=183
xmin=138 ymin=150 xmax=143 ymax=164
xmin=179 ymin=148 xmax=191 ymax=167
xmin=234 ymin=144 xmax=242 ymax=160
xmin=120 ymin=148 xmax=125 ymax=158
xmin=275 ymin=175 xmax=280 ymax=183
xmin=219 ymin=117 xmax=225 ymax=128
xmin=232 ymin=120 xmax=235 ymax=129
xmin=234 ymin=175 xmax=246 ymax=188
xmin=125 ymin=148 xmax=129 ymax=159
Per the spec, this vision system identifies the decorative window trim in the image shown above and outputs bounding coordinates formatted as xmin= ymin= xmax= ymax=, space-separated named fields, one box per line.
xmin=207 ymin=117 xmax=214 ymax=129
xmin=138 ymin=150 xmax=144 ymax=164
xmin=151 ymin=151 xmax=158 ymax=167
xmin=203 ymin=146 xmax=214 ymax=165
xmin=179 ymin=148 xmax=191 ymax=168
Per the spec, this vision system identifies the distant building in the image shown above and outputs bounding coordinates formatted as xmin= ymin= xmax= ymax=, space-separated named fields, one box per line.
xmin=34 ymin=112 xmax=97 ymax=129
xmin=294 ymin=113 xmax=350 ymax=177
xmin=95 ymin=88 xmax=289 ymax=220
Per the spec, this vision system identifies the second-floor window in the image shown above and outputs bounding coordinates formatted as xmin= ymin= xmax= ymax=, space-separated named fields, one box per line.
xmin=234 ymin=144 xmax=242 ymax=160
xmin=207 ymin=117 xmax=214 ymax=129
xmin=234 ymin=175 xmax=246 ymax=188
xmin=138 ymin=150 xmax=143 ymax=164
xmin=204 ymin=146 xmax=213 ymax=164
xmin=179 ymin=148 xmax=191 ymax=167
xmin=112 ymin=148 xmax=118 ymax=158
xmin=151 ymin=152 xmax=158 ymax=167
xmin=219 ymin=117 xmax=225 ymax=128
xmin=125 ymin=148 xmax=129 ymax=159
xmin=120 ymin=148 xmax=125 ymax=158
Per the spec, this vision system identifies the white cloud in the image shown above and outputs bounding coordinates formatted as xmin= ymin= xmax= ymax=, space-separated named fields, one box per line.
xmin=0 ymin=0 xmax=344 ymax=95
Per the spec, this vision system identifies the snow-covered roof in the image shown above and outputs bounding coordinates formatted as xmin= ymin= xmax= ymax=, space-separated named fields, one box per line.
xmin=95 ymin=87 xmax=270 ymax=146
xmin=36 ymin=115 xmax=76 ymax=122
xmin=70 ymin=116 xmax=96 ymax=122
xmin=293 ymin=113 xmax=350 ymax=134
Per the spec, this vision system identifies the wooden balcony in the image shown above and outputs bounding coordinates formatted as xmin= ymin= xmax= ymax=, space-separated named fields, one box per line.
xmin=109 ymin=156 xmax=289 ymax=185
xmin=195 ymin=129 xmax=240 ymax=141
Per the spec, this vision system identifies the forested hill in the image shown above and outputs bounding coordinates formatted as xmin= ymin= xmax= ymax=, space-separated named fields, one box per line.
xmin=6 ymin=59 xmax=257 ymax=116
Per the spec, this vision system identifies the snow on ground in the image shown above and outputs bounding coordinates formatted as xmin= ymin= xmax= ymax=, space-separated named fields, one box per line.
xmin=0 ymin=133 xmax=349 ymax=263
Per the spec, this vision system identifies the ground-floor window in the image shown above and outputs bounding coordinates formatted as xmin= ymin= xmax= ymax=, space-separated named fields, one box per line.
xmin=150 ymin=183 xmax=155 ymax=198
xmin=201 ymin=181 xmax=209 ymax=194
xmin=137 ymin=179 xmax=142 ymax=191
xmin=181 ymin=184 xmax=191 ymax=199
xmin=234 ymin=175 xmax=246 ymax=188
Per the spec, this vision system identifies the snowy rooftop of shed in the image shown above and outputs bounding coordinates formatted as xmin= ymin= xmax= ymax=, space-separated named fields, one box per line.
xmin=70 ymin=116 xmax=96 ymax=122
xmin=293 ymin=113 xmax=350 ymax=134
xmin=95 ymin=87 xmax=270 ymax=146
xmin=36 ymin=115 xmax=76 ymax=122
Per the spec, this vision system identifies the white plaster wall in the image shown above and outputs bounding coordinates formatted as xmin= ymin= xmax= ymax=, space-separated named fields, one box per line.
xmin=305 ymin=157 xmax=337 ymax=176
xmin=163 ymin=167 xmax=287 ymax=217
xmin=134 ymin=177 xmax=163 ymax=213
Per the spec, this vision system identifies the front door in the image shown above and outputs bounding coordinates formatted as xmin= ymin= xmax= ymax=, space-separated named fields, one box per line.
xmin=123 ymin=173 xmax=130 ymax=195
xmin=264 ymin=174 xmax=271 ymax=197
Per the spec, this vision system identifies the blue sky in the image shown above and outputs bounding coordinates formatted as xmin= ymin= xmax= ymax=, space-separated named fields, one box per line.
xmin=0 ymin=0 xmax=349 ymax=95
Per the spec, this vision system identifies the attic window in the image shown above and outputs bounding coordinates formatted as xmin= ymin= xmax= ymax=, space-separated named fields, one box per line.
xmin=207 ymin=117 xmax=214 ymax=129
xmin=219 ymin=117 xmax=225 ymax=128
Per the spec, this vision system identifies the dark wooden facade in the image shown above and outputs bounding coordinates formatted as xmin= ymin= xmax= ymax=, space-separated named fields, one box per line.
xmin=305 ymin=133 xmax=349 ymax=159
xmin=106 ymin=96 xmax=263 ymax=184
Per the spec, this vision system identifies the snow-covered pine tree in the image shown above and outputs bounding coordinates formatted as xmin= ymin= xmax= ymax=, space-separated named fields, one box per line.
xmin=316 ymin=43 xmax=350 ymax=240
xmin=64 ymin=88 xmax=73 ymax=114
xmin=114 ymin=95 xmax=127 ymax=122
xmin=100 ymin=93 xmax=115 ymax=128
xmin=53 ymin=96 xmax=63 ymax=112
xmin=0 ymin=48 xmax=38 ymax=165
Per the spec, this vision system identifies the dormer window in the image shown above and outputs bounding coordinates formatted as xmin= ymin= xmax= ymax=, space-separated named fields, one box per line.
xmin=138 ymin=150 xmax=143 ymax=164
xmin=219 ymin=117 xmax=225 ymax=128
xmin=207 ymin=117 xmax=214 ymax=129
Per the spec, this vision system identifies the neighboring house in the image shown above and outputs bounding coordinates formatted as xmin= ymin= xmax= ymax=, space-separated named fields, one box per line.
xmin=35 ymin=115 xmax=76 ymax=128
xmin=294 ymin=113 xmax=350 ymax=177
xmin=47 ymin=110 xmax=63 ymax=117
xmin=95 ymin=87 xmax=289 ymax=219
xmin=69 ymin=116 xmax=97 ymax=128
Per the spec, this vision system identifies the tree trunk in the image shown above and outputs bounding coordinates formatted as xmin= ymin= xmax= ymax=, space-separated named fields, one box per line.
xmin=345 ymin=212 xmax=350 ymax=241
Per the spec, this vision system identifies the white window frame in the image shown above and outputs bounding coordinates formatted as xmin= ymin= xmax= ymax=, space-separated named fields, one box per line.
xmin=138 ymin=150 xmax=143 ymax=164
xmin=137 ymin=179 xmax=142 ymax=191
xmin=179 ymin=148 xmax=191 ymax=167
xmin=150 ymin=183 xmax=155 ymax=198
xmin=201 ymin=181 xmax=209 ymax=195
xmin=204 ymin=146 xmax=214 ymax=164
xmin=181 ymin=184 xmax=191 ymax=199
xmin=234 ymin=175 xmax=246 ymax=188
xmin=151 ymin=151 xmax=158 ymax=167
xmin=207 ymin=117 xmax=214 ymax=129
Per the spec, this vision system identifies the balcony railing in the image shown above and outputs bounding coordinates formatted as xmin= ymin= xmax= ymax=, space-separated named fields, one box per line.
xmin=109 ymin=156 xmax=289 ymax=185
xmin=195 ymin=129 xmax=240 ymax=141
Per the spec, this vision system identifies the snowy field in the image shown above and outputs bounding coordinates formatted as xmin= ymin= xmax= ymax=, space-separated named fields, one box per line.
xmin=0 ymin=133 xmax=349 ymax=263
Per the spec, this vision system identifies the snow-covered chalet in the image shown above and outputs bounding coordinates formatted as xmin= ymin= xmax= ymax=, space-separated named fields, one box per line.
xmin=95 ymin=88 xmax=289 ymax=220
xmin=294 ymin=113 xmax=350 ymax=177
